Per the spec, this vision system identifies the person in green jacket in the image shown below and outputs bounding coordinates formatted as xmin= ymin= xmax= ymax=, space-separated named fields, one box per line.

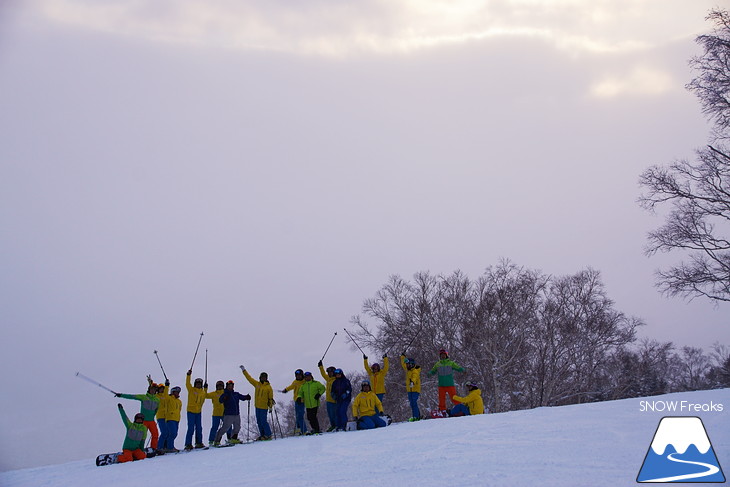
xmin=296 ymin=371 xmax=326 ymax=434
xmin=115 ymin=379 xmax=161 ymax=450
xmin=116 ymin=404 xmax=148 ymax=463
xmin=427 ymin=349 xmax=466 ymax=411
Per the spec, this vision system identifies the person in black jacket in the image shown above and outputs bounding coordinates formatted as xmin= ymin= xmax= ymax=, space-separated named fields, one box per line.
xmin=330 ymin=369 xmax=352 ymax=431
xmin=213 ymin=380 xmax=250 ymax=445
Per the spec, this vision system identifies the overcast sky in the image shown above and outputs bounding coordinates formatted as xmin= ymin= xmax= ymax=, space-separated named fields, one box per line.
xmin=1 ymin=0 xmax=728 ymax=471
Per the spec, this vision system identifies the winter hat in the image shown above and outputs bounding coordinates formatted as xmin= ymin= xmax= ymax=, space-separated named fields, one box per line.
xmin=439 ymin=349 xmax=449 ymax=357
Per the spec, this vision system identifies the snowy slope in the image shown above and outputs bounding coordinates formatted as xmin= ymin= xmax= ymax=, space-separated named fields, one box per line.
xmin=3 ymin=389 xmax=728 ymax=487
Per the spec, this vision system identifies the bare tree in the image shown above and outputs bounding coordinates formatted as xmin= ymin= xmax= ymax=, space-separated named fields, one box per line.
xmin=639 ymin=8 xmax=730 ymax=303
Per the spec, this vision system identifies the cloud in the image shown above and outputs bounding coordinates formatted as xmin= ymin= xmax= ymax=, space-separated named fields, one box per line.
xmin=28 ymin=0 xmax=715 ymax=57
xmin=589 ymin=66 xmax=676 ymax=98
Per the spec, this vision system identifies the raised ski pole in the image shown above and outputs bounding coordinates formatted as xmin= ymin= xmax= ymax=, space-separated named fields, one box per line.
xmin=153 ymin=350 xmax=169 ymax=382
xmin=320 ymin=332 xmax=337 ymax=362
xmin=343 ymin=328 xmax=366 ymax=356
xmin=189 ymin=332 xmax=204 ymax=371
xmin=205 ymin=349 xmax=208 ymax=384
xmin=75 ymin=372 xmax=118 ymax=395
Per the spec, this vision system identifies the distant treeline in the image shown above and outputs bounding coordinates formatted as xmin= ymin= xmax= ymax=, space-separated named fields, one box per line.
xmin=347 ymin=260 xmax=730 ymax=418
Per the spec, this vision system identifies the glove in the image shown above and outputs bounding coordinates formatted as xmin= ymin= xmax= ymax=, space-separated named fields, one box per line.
xmin=402 ymin=350 xmax=406 ymax=356
xmin=146 ymin=374 xmax=152 ymax=382
xmin=314 ymin=394 xmax=321 ymax=401
xmin=295 ymin=397 xmax=303 ymax=403
xmin=382 ymin=354 xmax=387 ymax=359
xmin=281 ymin=389 xmax=288 ymax=393
xmin=239 ymin=365 xmax=245 ymax=372
xmin=187 ymin=369 xmax=192 ymax=376
xmin=204 ymin=383 xmax=208 ymax=389
xmin=363 ymin=354 xmax=368 ymax=360
xmin=115 ymin=393 xmax=121 ymax=397
xmin=165 ymin=379 xmax=170 ymax=386
xmin=243 ymin=394 xmax=251 ymax=401
xmin=317 ymin=360 xmax=323 ymax=367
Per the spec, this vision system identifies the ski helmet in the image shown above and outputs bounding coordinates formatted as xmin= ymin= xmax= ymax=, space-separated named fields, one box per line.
xmin=333 ymin=368 xmax=343 ymax=375
xmin=171 ymin=386 xmax=181 ymax=394
xmin=326 ymin=366 xmax=336 ymax=375
xmin=216 ymin=380 xmax=225 ymax=389
xmin=371 ymin=363 xmax=380 ymax=371
xmin=226 ymin=380 xmax=235 ymax=386
xmin=304 ymin=371 xmax=313 ymax=378
xmin=295 ymin=369 xmax=304 ymax=377
xmin=134 ymin=413 xmax=145 ymax=422
xmin=361 ymin=380 xmax=371 ymax=390
xmin=438 ymin=349 xmax=448 ymax=357
xmin=466 ymin=382 xmax=478 ymax=390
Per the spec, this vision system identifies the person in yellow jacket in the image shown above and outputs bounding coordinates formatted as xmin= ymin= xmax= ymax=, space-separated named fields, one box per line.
xmin=363 ymin=354 xmax=389 ymax=414
xmin=352 ymin=380 xmax=387 ymax=430
xmin=318 ymin=361 xmax=337 ymax=432
xmin=400 ymin=354 xmax=422 ymax=421
xmin=184 ymin=370 xmax=208 ymax=450
xmin=240 ymin=365 xmax=274 ymax=440
xmin=450 ymin=382 xmax=485 ymax=417
xmin=281 ymin=369 xmax=307 ymax=435
xmin=162 ymin=386 xmax=183 ymax=452
xmin=154 ymin=381 xmax=170 ymax=453
xmin=206 ymin=381 xmax=232 ymax=445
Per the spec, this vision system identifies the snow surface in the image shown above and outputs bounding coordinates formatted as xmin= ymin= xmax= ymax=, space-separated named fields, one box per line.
xmin=2 ymin=389 xmax=728 ymax=487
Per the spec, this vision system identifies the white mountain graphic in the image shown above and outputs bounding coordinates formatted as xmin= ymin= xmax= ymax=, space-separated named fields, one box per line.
xmin=650 ymin=417 xmax=711 ymax=455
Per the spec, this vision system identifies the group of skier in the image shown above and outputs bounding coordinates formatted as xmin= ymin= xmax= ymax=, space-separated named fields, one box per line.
xmin=114 ymin=349 xmax=484 ymax=463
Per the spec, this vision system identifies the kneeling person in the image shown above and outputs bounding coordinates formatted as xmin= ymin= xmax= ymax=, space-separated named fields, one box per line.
xmin=117 ymin=404 xmax=148 ymax=463
xmin=352 ymin=380 xmax=387 ymax=430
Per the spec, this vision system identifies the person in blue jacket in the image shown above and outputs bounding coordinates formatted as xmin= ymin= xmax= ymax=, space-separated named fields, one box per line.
xmin=213 ymin=380 xmax=251 ymax=446
xmin=330 ymin=369 xmax=352 ymax=431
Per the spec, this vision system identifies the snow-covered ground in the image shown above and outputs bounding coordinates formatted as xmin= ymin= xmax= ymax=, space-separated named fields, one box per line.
xmin=3 ymin=389 xmax=728 ymax=487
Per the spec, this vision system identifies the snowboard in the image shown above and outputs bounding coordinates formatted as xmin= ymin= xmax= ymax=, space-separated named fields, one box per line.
xmin=95 ymin=447 xmax=156 ymax=466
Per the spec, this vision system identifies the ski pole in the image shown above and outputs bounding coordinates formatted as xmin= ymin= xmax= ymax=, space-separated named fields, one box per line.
xmin=402 ymin=322 xmax=426 ymax=355
xmin=75 ymin=372 xmax=118 ymax=395
xmin=205 ymin=349 xmax=208 ymax=384
xmin=273 ymin=406 xmax=284 ymax=439
xmin=343 ymin=328 xmax=366 ymax=356
xmin=247 ymin=399 xmax=251 ymax=443
xmin=189 ymin=332 xmax=204 ymax=371
xmin=320 ymin=332 xmax=337 ymax=362
xmin=153 ymin=350 xmax=169 ymax=382
xmin=269 ymin=409 xmax=277 ymax=440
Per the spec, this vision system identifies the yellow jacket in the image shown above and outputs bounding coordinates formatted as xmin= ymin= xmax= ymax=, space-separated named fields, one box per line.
xmin=243 ymin=369 xmax=275 ymax=410
xmin=364 ymin=356 xmax=389 ymax=395
xmin=352 ymin=390 xmax=384 ymax=418
xmin=166 ymin=394 xmax=183 ymax=422
xmin=185 ymin=375 xmax=208 ymax=413
xmin=283 ymin=379 xmax=304 ymax=398
xmin=206 ymin=389 xmax=226 ymax=417
xmin=400 ymin=355 xmax=421 ymax=393
xmin=318 ymin=365 xmax=336 ymax=403
xmin=156 ymin=386 xmax=170 ymax=420
xmin=453 ymin=388 xmax=484 ymax=415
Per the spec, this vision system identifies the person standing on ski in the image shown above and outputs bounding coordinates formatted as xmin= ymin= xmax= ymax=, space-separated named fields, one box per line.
xmin=318 ymin=361 xmax=338 ymax=431
xmin=116 ymin=404 xmax=148 ymax=463
xmin=281 ymin=369 xmax=307 ymax=435
xmin=206 ymin=381 xmax=232 ymax=446
xmin=427 ymin=349 xmax=466 ymax=412
xmin=155 ymin=382 xmax=170 ymax=453
xmin=163 ymin=386 xmax=183 ymax=452
xmin=296 ymin=371 xmax=326 ymax=434
xmin=400 ymin=353 xmax=422 ymax=421
xmin=184 ymin=370 xmax=208 ymax=450
xmin=363 ymin=354 xmax=389 ymax=411
xmin=115 ymin=379 xmax=161 ymax=450
xmin=213 ymin=380 xmax=251 ymax=445
xmin=352 ymin=380 xmax=387 ymax=430
xmin=450 ymin=382 xmax=485 ymax=416
xmin=240 ymin=365 xmax=275 ymax=440
xmin=331 ymin=368 xmax=352 ymax=431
